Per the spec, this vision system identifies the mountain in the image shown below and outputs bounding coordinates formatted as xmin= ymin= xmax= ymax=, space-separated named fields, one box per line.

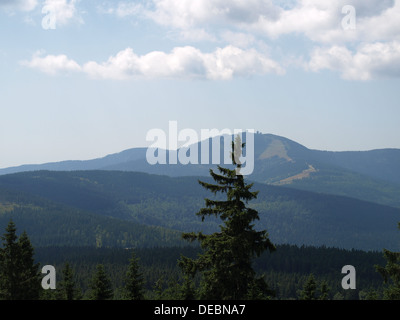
xmin=1 ymin=133 xmax=400 ymax=208
xmin=0 ymin=170 xmax=399 ymax=251
xmin=0 ymin=148 xmax=148 ymax=175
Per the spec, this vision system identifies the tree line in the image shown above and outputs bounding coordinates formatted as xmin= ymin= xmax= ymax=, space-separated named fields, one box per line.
xmin=0 ymin=137 xmax=399 ymax=300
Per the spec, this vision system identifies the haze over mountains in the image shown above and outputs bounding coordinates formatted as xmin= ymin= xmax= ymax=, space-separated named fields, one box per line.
xmin=1 ymin=133 xmax=400 ymax=208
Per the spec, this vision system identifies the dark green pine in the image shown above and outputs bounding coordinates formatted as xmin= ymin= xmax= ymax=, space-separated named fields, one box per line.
xmin=124 ymin=251 xmax=145 ymax=300
xmin=179 ymin=135 xmax=276 ymax=300
xmin=89 ymin=264 xmax=114 ymax=300
xmin=59 ymin=262 xmax=80 ymax=300
xmin=0 ymin=220 xmax=41 ymax=300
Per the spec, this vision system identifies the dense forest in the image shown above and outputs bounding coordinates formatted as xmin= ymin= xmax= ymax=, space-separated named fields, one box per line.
xmin=0 ymin=170 xmax=399 ymax=251
xmin=0 ymin=139 xmax=399 ymax=301
xmin=0 ymin=219 xmax=398 ymax=300
xmin=33 ymin=244 xmax=389 ymax=300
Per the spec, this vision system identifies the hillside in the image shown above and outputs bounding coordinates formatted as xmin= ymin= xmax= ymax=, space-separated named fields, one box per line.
xmin=0 ymin=186 xmax=183 ymax=248
xmin=0 ymin=170 xmax=398 ymax=251
xmin=1 ymin=133 xmax=399 ymax=208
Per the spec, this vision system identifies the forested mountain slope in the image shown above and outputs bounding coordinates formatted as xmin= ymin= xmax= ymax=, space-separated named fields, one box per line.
xmin=0 ymin=170 xmax=398 ymax=251
xmin=1 ymin=133 xmax=399 ymax=208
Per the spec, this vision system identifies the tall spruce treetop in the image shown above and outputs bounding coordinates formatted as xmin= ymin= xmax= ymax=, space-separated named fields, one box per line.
xmin=17 ymin=231 xmax=41 ymax=300
xmin=89 ymin=264 xmax=114 ymax=300
xmin=123 ymin=251 xmax=145 ymax=300
xmin=0 ymin=220 xmax=41 ymax=300
xmin=59 ymin=262 xmax=80 ymax=300
xmin=179 ymin=135 xmax=276 ymax=300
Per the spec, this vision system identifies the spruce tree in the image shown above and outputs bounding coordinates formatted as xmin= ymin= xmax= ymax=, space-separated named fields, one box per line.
xmin=299 ymin=274 xmax=317 ymax=300
xmin=0 ymin=220 xmax=41 ymax=300
xmin=375 ymin=222 xmax=400 ymax=300
xmin=59 ymin=262 xmax=80 ymax=300
xmin=179 ymin=135 xmax=276 ymax=300
xmin=318 ymin=280 xmax=330 ymax=300
xmin=88 ymin=264 xmax=113 ymax=300
xmin=17 ymin=231 xmax=41 ymax=300
xmin=298 ymin=274 xmax=331 ymax=300
xmin=123 ymin=251 xmax=145 ymax=300
xmin=0 ymin=220 xmax=19 ymax=299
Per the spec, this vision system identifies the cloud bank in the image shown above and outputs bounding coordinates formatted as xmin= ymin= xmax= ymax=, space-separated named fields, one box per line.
xmin=19 ymin=0 xmax=400 ymax=80
xmin=22 ymin=46 xmax=284 ymax=80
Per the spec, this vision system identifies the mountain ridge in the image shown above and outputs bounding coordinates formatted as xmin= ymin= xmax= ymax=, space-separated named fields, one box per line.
xmin=1 ymin=133 xmax=399 ymax=208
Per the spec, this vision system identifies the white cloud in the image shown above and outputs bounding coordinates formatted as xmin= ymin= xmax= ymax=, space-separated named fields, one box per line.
xmin=201 ymin=0 xmax=399 ymax=44
xmin=18 ymin=0 xmax=400 ymax=81
xmin=104 ymin=0 xmax=281 ymax=43
xmin=148 ymin=0 xmax=281 ymax=28
xmin=22 ymin=46 xmax=284 ymax=80
xmin=135 ymin=0 xmax=400 ymax=80
xmin=134 ymin=0 xmax=400 ymax=45
xmin=21 ymin=51 xmax=81 ymax=75
xmin=83 ymin=45 xmax=284 ymax=80
xmin=308 ymin=41 xmax=400 ymax=80
xmin=203 ymin=45 xmax=284 ymax=80
xmin=42 ymin=0 xmax=82 ymax=26
xmin=356 ymin=0 xmax=400 ymax=42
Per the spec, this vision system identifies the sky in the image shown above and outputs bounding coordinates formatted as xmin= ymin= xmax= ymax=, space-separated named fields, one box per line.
xmin=1 ymin=0 xmax=400 ymax=168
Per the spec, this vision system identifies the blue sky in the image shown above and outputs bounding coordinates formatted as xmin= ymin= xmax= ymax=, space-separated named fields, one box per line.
xmin=1 ymin=0 xmax=400 ymax=168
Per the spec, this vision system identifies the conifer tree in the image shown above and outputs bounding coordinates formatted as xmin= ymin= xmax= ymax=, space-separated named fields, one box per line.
xmin=375 ymin=222 xmax=400 ymax=299
xmin=17 ymin=231 xmax=41 ymax=300
xmin=299 ymin=274 xmax=317 ymax=300
xmin=298 ymin=274 xmax=331 ymax=300
xmin=0 ymin=220 xmax=19 ymax=299
xmin=59 ymin=262 xmax=80 ymax=300
xmin=318 ymin=280 xmax=330 ymax=300
xmin=0 ymin=220 xmax=41 ymax=300
xmin=88 ymin=264 xmax=113 ymax=300
xmin=123 ymin=251 xmax=145 ymax=300
xmin=179 ymin=135 xmax=276 ymax=300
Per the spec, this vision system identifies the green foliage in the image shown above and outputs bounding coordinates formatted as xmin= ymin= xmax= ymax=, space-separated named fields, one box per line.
xmin=32 ymin=244 xmax=387 ymax=300
xmin=298 ymin=274 xmax=317 ymax=300
xmin=58 ymin=262 xmax=82 ymax=300
xmin=0 ymin=220 xmax=41 ymax=300
xmin=0 ymin=170 xmax=399 ymax=251
xmin=88 ymin=264 xmax=113 ymax=300
xmin=375 ymin=222 xmax=400 ymax=299
xmin=0 ymin=186 xmax=184 ymax=248
xmin=123 ymin=251 xmax=145 ymax=300
xmin=0 ymin=194 xmax=397 ymax=301
xmin=298 ymin=274 xmax=330 ymax=300
xmin=179 ymin=137 xmax=276 ymax=300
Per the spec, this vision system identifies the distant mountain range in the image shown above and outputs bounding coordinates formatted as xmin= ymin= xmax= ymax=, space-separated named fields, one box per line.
xmin=0 ymin=170 xmax=399 ymax=251
xmin=1 ymin=133 xmax=400 ymax=208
